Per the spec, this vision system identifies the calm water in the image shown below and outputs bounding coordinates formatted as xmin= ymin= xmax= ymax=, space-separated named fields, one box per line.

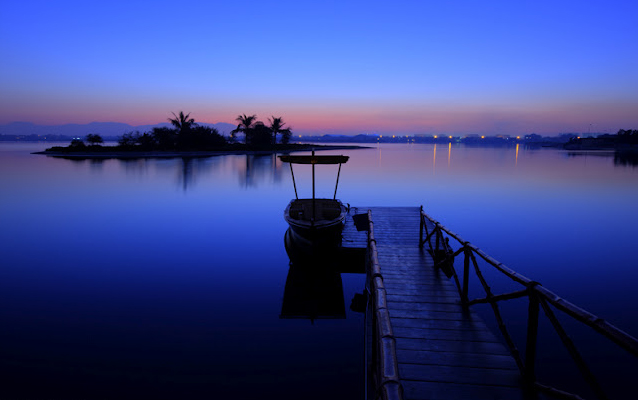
xmin=1 ymin=142 xmax=637 ymax=399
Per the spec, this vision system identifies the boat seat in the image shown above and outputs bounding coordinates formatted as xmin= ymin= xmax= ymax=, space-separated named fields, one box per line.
xmin=295 ymin=201 xmax=341 ymax=222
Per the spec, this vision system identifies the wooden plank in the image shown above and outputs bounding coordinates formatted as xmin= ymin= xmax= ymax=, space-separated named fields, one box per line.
xmin=399 ymin=364 xmax=522 ymax=387
xmin=382 ymin=280 xmax=458 ymax=290
xmin=396 ymin=349 xmax=518 ymax=370
xmin=386 ymin=293 xmax=462 ymax=303
xmin=384 ymin=287 xmax=460 ymax=297
xmin=387 ymin=301 xmax=471 ymax=314
xmin=388 ymin=308 xmax=483 ymax=321
xmin=395 ymin=337 xmax=512 ymax=356
xmin=402 ymin=381 xmax=529 ymax=400
xmin=390 ymin=317 xmax=491 ymax=332
xmin=392 ymin=327 xmax=503 ymax=343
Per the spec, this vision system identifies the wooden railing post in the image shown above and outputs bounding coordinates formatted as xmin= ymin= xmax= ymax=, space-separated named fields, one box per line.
xmin=462 ymin=245 xmax=470 ymax=305
xmin=419 ymin=206 xmax=424 ymax=248
xmin=524 ymin=289 xmax=540 ymax=388
xmin=539 ymin=298 xmax=609 ymax=400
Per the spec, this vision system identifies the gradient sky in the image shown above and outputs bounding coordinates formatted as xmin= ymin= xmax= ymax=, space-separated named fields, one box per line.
xmin=1 ymin=0 xmax=637 ymax=135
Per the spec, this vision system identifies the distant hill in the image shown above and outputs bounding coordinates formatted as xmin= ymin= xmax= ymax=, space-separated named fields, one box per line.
xmin=0 ymin=121 xmax=236 ymax=139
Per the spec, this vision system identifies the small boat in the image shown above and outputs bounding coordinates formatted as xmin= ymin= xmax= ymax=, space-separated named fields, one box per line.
xmin=279 ymin=151 xmax=349 ymax=253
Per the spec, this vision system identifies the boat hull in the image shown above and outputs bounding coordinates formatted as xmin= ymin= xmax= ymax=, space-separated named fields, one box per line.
xmin=283 ymin=198 xmax=346 ymax=259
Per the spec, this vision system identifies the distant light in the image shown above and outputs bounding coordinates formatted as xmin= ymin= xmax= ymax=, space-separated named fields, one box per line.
xmin=516 ymin=136 xmax=520 ymax=139
xmin=433 ymin=135 xmax=438 ymax=139
xmin=577 ymin=136 xmax=581 ymax=139
xmin=380 ymin=135 xmax=383 ymax=138
xmin=448 ymin=136 xmax=452 ymax=139
xmin=481 ymin=136 xmax=485 ymax=139
xmin=392 ymin=135 xmax=395 ymax=138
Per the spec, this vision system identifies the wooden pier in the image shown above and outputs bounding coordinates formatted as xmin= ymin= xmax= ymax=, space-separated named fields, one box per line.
xmin=339 ymin=205 xmax=638 ymax=400
xmin=343 ymin=206 xmax=528 ymax=400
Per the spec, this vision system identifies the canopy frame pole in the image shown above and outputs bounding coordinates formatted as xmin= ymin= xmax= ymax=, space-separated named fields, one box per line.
xmin=289 ymin=163 xmax=298 ymax=200
xmin=334 ymin=161 xmax=342 ymax=200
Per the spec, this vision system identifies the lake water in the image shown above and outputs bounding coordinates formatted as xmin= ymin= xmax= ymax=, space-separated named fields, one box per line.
xmin=1 ymin=142 xmax=637 ymax=399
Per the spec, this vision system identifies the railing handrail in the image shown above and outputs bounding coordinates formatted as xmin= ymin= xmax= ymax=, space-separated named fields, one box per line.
xmin=420 ymin=207 xmax=638 ymax=356
xmin=419 ymin=206 xmax=638 ymax=400
xmin=367 ymin=210 xmax=404 ymax=400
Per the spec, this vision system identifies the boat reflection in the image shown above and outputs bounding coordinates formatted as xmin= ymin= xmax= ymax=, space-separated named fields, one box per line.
xmin=281 ymin=226 xmax=366 ymax=322
xmin=280 ymin=261 xmax=346 ymax=321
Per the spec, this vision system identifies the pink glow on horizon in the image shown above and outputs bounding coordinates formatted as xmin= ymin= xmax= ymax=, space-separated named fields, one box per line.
xmin=1 ymin=99 xmax=637 ymax=136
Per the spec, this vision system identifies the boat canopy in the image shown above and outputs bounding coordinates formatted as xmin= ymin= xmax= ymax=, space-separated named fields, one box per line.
xmin=279 ymin=151 xmax=348 ymax=201
xmin=279 ymin=155 xmax=349 ymax=165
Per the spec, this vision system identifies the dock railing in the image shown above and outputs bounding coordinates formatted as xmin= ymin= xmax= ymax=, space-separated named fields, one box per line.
xmin=419 ymin=206 xmax=638 ymax=400
xmin=367 ymin=210 xmax=404 ymax=400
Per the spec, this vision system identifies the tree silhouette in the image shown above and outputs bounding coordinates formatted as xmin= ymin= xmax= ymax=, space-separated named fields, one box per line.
xmin=86 ymin=133 xmax=103 ymax=146
xmin=281 ymin=128 xmax=292 ymax=144
xmin=137 ymin=132 xmax=155 ymax=149
xmin=168 ymin=111 xmax=196 ymax=134
xmin=70 ymin=138 xmax=85 ymax=148
xmin=268 ymin=116 xmax=292 ymax=145
xmin=187 ymin=125 xmax=227 ymax=148
xmin=152 ymin=127 xmax=177 ymax=150
xmin=251 ymin=122 xmax=274 ymax=147
xmin=118 ymin=131 xmax=139 ymax=147
xmin=231 ymin=114 xmax=257 ymax=144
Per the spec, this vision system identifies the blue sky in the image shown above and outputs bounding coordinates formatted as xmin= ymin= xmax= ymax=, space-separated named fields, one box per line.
xmin=1 ymin=0 xmax=637 ymax=135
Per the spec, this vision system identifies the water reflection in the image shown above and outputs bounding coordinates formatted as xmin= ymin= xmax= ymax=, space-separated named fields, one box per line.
xmin=280 ymin=263 xmax=346 ymax=321
xmin=177 ymin=157 xmax=222 ymax=191
xmin=281 ymin=220 xmax=367 ymax=323
xmin=432 ymin=143 xmax=437 ymax=174
xmin=238 ymin=154 xmax=285 ymax=188
xmin=615 ymin=151 xmax=638 ymax=167
xmin=566 ymin=150 xmax=638 ymax=168
xmin=48 ymin=154 xmax=291 ymax=191
xmin=120 ymin=157 xmax=149 ymax=176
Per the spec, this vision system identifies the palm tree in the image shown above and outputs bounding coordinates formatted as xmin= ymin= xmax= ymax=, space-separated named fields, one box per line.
xmin=231 ymin=114 xmax=257 ymax=144
xmin=268 ymin=116 xmax=292 ymax=145
xmin=168 ymin=111 xmax=196 ymax=134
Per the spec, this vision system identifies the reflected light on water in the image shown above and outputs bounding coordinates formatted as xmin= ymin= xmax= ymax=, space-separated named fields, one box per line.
xmin=432 ymin=143 xmax=437 ymax=175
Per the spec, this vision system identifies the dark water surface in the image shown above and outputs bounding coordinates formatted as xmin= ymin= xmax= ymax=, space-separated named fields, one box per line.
xmin=1 ymin=142 xmax=637 ymax=399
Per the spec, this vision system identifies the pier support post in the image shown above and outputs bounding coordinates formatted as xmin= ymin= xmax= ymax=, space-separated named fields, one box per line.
xmin=419 ymin=206 xmax=424 ymax=248
xmin=462 ymin=246 xmax=471 ymax=305
xmin=524 ymin=291 xmax=539 ymax=388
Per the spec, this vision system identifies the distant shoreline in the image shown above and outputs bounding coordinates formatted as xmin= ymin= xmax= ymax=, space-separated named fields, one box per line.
xmin=32 ymin=144 xmax=369 ymax=159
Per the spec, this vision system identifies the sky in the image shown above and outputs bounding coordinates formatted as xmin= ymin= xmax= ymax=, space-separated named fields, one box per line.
xmin=1 ymin=0 xmax=637 ymax=135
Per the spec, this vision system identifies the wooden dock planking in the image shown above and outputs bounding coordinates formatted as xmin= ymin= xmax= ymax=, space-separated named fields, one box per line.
xmin=353 ymin=206 xmax=527 ymax=400
xmin=341 ymin=207 xmax=368 ymax=249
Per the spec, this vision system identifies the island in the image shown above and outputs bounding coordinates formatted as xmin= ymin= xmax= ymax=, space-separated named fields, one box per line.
xmin=33 ymin=112 xmax=367 ymax=159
